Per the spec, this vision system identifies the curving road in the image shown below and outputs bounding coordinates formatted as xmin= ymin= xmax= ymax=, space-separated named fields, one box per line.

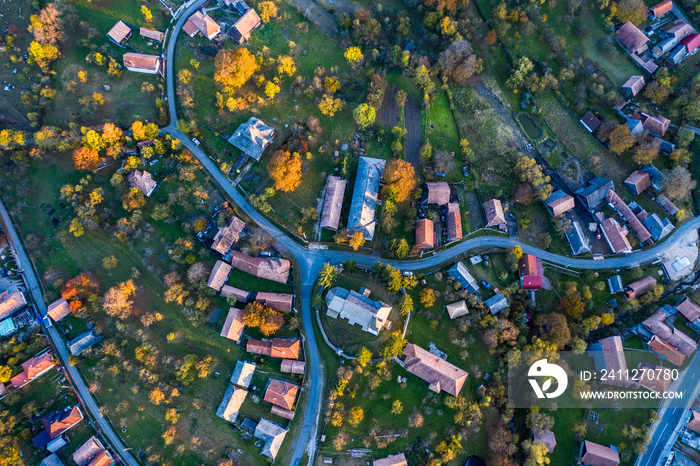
xmin=162 ymin=8 xmax=700 ymax=465
xmin=0 ymin=199 xmax=139 ymax=466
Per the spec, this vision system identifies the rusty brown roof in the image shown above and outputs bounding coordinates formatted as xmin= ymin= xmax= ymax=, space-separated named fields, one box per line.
xmin=280 ymin=359 xmax=305 ymax=374
xmin=415 ymin=218 xmax=434 ymax=249
xmin=123 ymin=53 xmax=161 ymax=72
xmin=676 ymin=297 xmax=700 ymax=322
xmin=581 ymin=440 xmax=620 ymax=466
xmin=373 ymin=453 xmax=408 ymax=466
xmin=220 ymin=307 xmax=244 ymax=342
xmin=616 ymin=21 xmax=648 ymax=54
xmin=211 ymin=216 xmax=246 ymax=255
xmin=264 ymin=379 xmax=299 ymax=410
xmin=127 ymin=170 xmax=157 ymax=196
xmin=107 ymin=20 xmax=131 ymax=44
xmin=207 ymin=260 xmax=232 ymax=291
xmin=483 ymin=199 xmax=505 ymax=227
xmin=425 ymin=182 xmax=450 ymax=205
xmin=47 ymin=298 xmax=71 ymax=322
xmin=256 ymin=292 xmax=293 ymax=313
xmin=404 ymin=343 xmax=468 ymax=396
xmin=229 ymin=251 xmax=290 ymax=284
xmin=624 ymin=170 xmax=651 ymax=196
xmin=139 ymin=27 xmax=164 ymax=41
xmin=446 ymin=203 xmax=462 ymax=241
xmin=221 ymin=285 xmax=249 ymax=303
xmin=605 ymin=190 xmax=652 ymax=243
xmin=230 ymin=8 xmax=261 ymax=43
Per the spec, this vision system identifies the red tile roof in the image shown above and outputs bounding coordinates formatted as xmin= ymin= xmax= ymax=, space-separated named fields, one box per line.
xmin=0 ymin=289 xmax=26 ymax=320
xmin=207 ymin=260 xmax=232 ymax=291
xmin=373 ymin=453 xmax=408 ymax=466
xmin=446 ymin=203 xmax=462 ymax=241
xmin=211 ymin=216 xmax=245 ymax=255
xmin=220 ymin=307 xmax=244 ymax=343
xmin=547 ymin=193 xmax=575 ymax=216
xmin=648 ymin=336 xmax=686 ymax=366
xmin=42 ymin=406 xmax=83 ymax=439
xmin=676 ymin=297 xmax=700 ymax=322
xmin=10 ymin=353 xmax=55 ymax=388
xmin=687 ymin=411 xmax=700 ymax=434
xmin=415 ymin=218 xmax=434 ymax=249
xmin=106 ymin=21 xmax=131 ymax=45
xmin=605 ymin=190 xmax=652 ymax=243
xmin=624 ymin=170 xmax=651 ymax=196
xmin=229 ymin=251 xmax=290 ymax=284
xmin=280 ymin=359 xmax=305 ymax=375
xmin=47 ymin=298 xmax=71 ymax=322
xmin=256 ymin=292 xmax=293 ymax=313
xmin=139 ymin=27 xmax=164 ymax=41
xmin=649 ymin=0 xmax=673 ymax=18
xmin=264 ymin=379 xmax=299 ymax=410
xmin=616 ymin=21 xmax=648 ymax=54
xmin=580 ymin=440 xmax=620 ymax=466
xmin=680 ymin=32 xmax=700 ymax=53
xmin=247 ymin=338 xmax=300 ymax=359
xmin=220 ymin=285 xmax=249 ymax=303
xmin=123 ymin=53 xmax=161 ymax=73
xmin=230 ymin=8 xmax=261 ymax=43
xmin=601 ymin=218 xmax=632 ymax=254
xmin=404 ymin=343 xmax=468 ymax=396
xmin=625 ymin=276 xmax=656 ymax=299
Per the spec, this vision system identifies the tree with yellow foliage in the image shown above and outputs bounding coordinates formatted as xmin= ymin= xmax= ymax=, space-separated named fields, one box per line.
xmin=78 ymin=71 xmax=87 ymax=83
xmin=344 ymin=46 xmax=363 ymax=67
xmin=319 ymin=95 xmax=343 ymax=116
xmin=258 ymin=1 xmax=278 ymax=23
xmin=141 ymin=5 xmax=153 ymax=23
xmin=83 ymin=129 xmax=106 ymax=151
xmin=102 ymin=123 xmax=124 ymax=146
xmin=131 ymin=120 xmax=159 ymax=141
xmin=214 ymin=48 xmax=259 ymax=93
xmin=383 ymin=159 xmax=417 ymax=202
xmin=268 ymin=150 xmax=302 ymax=192
xmin=29 ymin=41 xmax=60 ymax=71
xmin=277 ymin=55 xmax=296 ymax=76
xmin=265 ymin=81 xmax=281 ymax=99
xmin=348 ymin=231 xmax=365 ymax=250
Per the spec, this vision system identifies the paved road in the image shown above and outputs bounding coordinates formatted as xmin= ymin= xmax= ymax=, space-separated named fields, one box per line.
xmin=637 ymin=353 xmax=700 ymax=466
xmin=0 ymin=199 xmax=139 ymax=466
xmin=161 ymin=8 xmax=700 ymax=464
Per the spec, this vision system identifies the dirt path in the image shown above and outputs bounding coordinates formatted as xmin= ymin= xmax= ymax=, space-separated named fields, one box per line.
xmin=284 ymin=0 xmax=337 ymax=34
xmin=404 ymin=94 xmax=421 ymax=166
xmin=379 ymin=84 xmax=399 ymax=127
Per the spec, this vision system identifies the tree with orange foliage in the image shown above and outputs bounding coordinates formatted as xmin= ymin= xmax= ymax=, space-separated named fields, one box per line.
xmin=103 ymin=280 xmax=136 ymax=319
xmin=214 ymin=48 xmax=259 ymax=93
xmin=242 ymin=301 xmax=284 ymax=336
xmin=102 ymin=123 xmax=124 ymax=146
xmin=267 ymin=149 xmax=303 ymax=192
xmin=384 ymin=159 xmax=417 ymax=202
xmin=72 ymin=146 xmax=100 ymax=171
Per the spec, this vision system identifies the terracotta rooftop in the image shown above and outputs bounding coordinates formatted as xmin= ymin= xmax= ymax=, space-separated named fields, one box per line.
xmin=220 ymin=285 xmax=249 ymax=303
xmin=229 ymin=251 xmax=290 ymax=284
xmin=546 ymin=190 xmax=575 ymax=216
xmin=139 ymin=27 xmax=164 ymax=41
xmin=616 ymin=21 xmax=648 ymax=54
xmin=403 ymin=343 xmax=468 ymax=396
xmin=207 ymin=260 xmax=232 ymax=291
xmin=230 ymin=8 xmax=262 ymax=43
xmin=211 ymin=216 xmax=245 ymax=255
xmin=123 ymin=53 xmax=161 ymax=73
xmin=638 ymin=363 xmax=672 ymax=394
xmin=483 ymin=199 xmax=505 ymax=227
xmin=247 ymin=338 xmax=300 ymax=359
xmin=106 ymin=20 xmax=131 ymax=45
xmin=47 ymin=298 xmax=71 ymax=322
xmin=256 ymin=292 xmax=293 ymax=313
xmin=270 ymin=405 xmax=295 ymax=420
xmin=580 ymin=440 xmax=620 ymax=466
xmin=624 ymin=170 xmax=651 ymax=196
xmin=43 ymin=406 xmax=83 ymax=439
xmin=648 ymin=335 xmax=686 ymax=366
xmin=600 ymin=218 xmax=632 ymax=254
xmin=446 ymin=203 xmax=462 ymax=241
xmin=687 ymin=410 xmax=700 ymax=434
xmin=425 ymin=182 xmax=450 ymax=205
xmin=220 ymin=307 xmax=244 ymax=343
xmin=373 ymin=453 xmax=408 ymax=466
xmin=0 ymin=289 xmax=26 ymax=320
xmin=10 ymin=352 xmax=55 ymax=388
xmin=625 ymin=276 xmax=656 ymax=299
xmin=605 ymin=190 xmax=652 ymax=243
xmin=72 ymin=435 xmax=104 ymax=466
xmin=280 ymin=359 xmax=305 ymax=375
xmin=127 ymin=170 xmax=157 ymax=196
xmin=621 ymin=75 xmax=645 ymax=97
xmin=676 ymin=297 xmax=700 ymax=322
xmin=264 ymin=379 xmax=299 ymax=410
xmin=649 ymin=0 xmax=673 ymax=18
xmin=415 ymin=218 xmax=434 ymax=249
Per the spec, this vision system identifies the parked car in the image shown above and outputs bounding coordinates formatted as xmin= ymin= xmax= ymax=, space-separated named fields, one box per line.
xmin=42 ymin=316 xmax=52 ymax=328
xmin=481 ymin=280 xmax=491 ymax=290
xmin=192 ymin=138 xmax=201 ymax=146
xmin=402 ymin=271 xmax=413 ymax=277
xmin=462 ymin=166 xmax=468 ymax=177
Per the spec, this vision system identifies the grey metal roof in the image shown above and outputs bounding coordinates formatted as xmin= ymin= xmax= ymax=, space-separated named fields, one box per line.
xmin=68 ymin=329 xmax=102 ymax=356
xmin=227 ymin=117 xmax=274 ymax=161
xmin=484 ymin=293 xmax=508 ymax=314
xmin=40 ymin=454 xmax=64 ymax=466
xmin=447 ymin=262 xmax=479 ymax=293
xmin=666 ymin=44 xmax=687 ymax=65
xmin=643 ymin=213 xmax=675 ymax=241
xmin=347 ymin=157 xmax=386 ymax=240
xmin=565 ymin=221 xmax=591 ymax=256
xmin=641 ymin=163 xmax=665 ymax=190
xmin=574 ymin=176 xmax=614 ymax=210
xmin=608 ymin=275 xmax=624 ymax=294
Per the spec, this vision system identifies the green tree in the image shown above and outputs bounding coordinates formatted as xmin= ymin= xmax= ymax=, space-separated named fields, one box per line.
xmin=353 ymin=103 xmax=376 ymax=129
xmin=390 ymin=238 xmax=410 ymax=259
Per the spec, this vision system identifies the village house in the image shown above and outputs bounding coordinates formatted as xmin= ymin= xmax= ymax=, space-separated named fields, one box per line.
xmin=624 ymin=170 xmax=652 ymax=196
xmin=625 ymin=276 xmax=657 ymax=299
xmin=230 ymin=8 xmax=262 ymax=43
xmin=648 ymin=335 xmax=686 ymax=365
xmin=123 ymin=53 xmax=161 ymax=75
xmin=220 ymin=307 xmax=244 ymax=343
xmin=207 ymin=260 xmax=232 ymax=291
xmin=73 ymin=436 xmax=111 ymax=466
xmin=183 ymin=10 xmax=221 ymax=40
xmin=47 ymin=297 xmax=71 ymax=322
xmin=649 ymin=0 xmax=673 ymax=19
xmin=254 ymin=419 xmax=288 ymax=460
xmin=626 ymin=117 xmax=644 ymax=136
xmin=447 ymin=262 xmax=479 ymax=293
xmin=643 ymin=213 xmax=674 ymax=242
xmin=256 ymin=292 xmax=293 ymax=313
xmin=139 ymin=27 xmax=164 ymax=42
xmin=483 ymin=199 xmax=506 ymax=230
xmin=605 ymin=190 xmax=652 ymax=243
xmin=246 ymin=337 xmax=300 ymax=359
xmin=446 ymin=202 xmax=462 ymax=241
xmin=106 ymin=20 xmax=132 ymax=47
xmin=621 ymin=75 xmax=645 ymax=98
xmin=639 ymin=113 xmax=671 ymax=137
xmin=39 ymin=406 xmax=84 ymax=443
xmin=532 ymin=430 xmax=557 ymax=453
xmin=68 ymin=329 xmax=102 ymax=356
xmin=403 ymin=343 xmax=468 ymax=396
xmin=608 ymin=275 xmax=624 ymax=294
xmin=127 ymin=170 xmax=157 ymax=196
xmin=325 ymin=287 xmax=392 ymax=335
xmin=229 ymin=250 xmax=291 ymax=284
xmin=221 ymin=285 xmax=250 ymax=303
xmin=227 ymin=117 xmax=275 ymax=161
xmin=210 ymin=215 xmax=246 ymax=255
xmin=519 ymin=254 xmax=543 ymax=290
xmin=545 ymin=190 xmax=575 ymax=216
xmin=665 ymin=43 xmax=688 ymax=66
xmin=665 ymin=19 xmax=695 ymax=41
xmin=656 ymin=194 xmax=679 ymax=216
xmin=40 ymin=454 xmax=62 ymax=466
xmin=231 ymin=360 xmax=256 ymax=388
xmin=485 ymin=293 xmax=509 ymax=314
xmin=0 ymin=287 xmax=26 ymax=320
xmin=373 ymin=453 xmax=408 ymax=466
xmin=681 ymin=32 xmax=700 ymax=55
xmin=445 ymin=300 xmax=469 ymax=319
xmin=348 ymin=157 xmax=386 ymax=240
xmin=588 ymin=336 xmax=638 ymax=388
xmin=638 ymin=362 xmax=673 ymax=394
xmin=415 ymin=218 xmax=435 ymax=249
xmin=424 ymin=182 xmax=451 ymax=205
xmin=616 ymin=21 xmax=649 ymax=55
xmin=264 ymin=379 xmax=299 ymax=412
xmin=217 ymin=384 xmax=248 ymax=422
xmin=10 ymin=352 xmax=55 ymax=388
xmin=280 ymin=359 xmax=305 ymax=375
xmin=579 ymin=440 xmax=620 ymax=466
xmin=642 ymin=306 xmax=697 ymax=360
xmin=575 ymin=176 xmax=614 ymax=211
xmin=320 ymin=175 xmax=346 ymax=231
xmin=580 ymin=112 xmax=601 ymax=133
xmin=652 ymin=36 xmax=679 ymax=57
xmin=600 ymin=218 xmax=632 ymax=254
xmin=566 ymin=221 xmax=592 ymax=256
